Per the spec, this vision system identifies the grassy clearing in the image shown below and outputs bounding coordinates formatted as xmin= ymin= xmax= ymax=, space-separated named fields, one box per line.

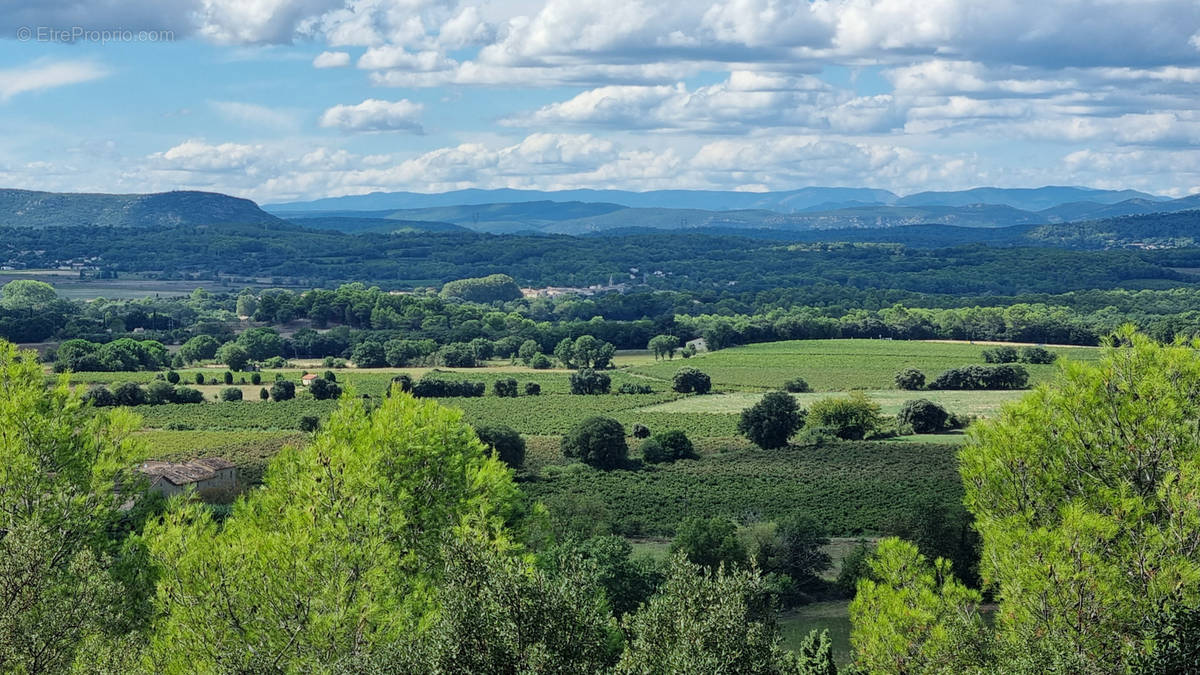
xmin=780 ymin=602 xmax=853 ymax=665
xmin=628 ymin=339 xmax=1099 ymax=391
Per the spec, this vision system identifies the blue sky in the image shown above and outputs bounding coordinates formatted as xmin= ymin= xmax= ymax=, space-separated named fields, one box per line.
xmin=1 ymin=0 xmax=1199 ymax=203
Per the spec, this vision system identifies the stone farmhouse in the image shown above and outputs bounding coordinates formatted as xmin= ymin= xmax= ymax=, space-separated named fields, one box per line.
xmin=139 ymin=458 xmax=238 ymax=498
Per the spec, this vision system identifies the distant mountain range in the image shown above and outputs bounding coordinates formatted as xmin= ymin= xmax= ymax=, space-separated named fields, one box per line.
xmin=4 ymin=186 xmax=1198 ymax=241
xmin=266 ymin=185 xmax=1165 ymax=215
xmin=0 ymin=189 xmax=281 ymax=228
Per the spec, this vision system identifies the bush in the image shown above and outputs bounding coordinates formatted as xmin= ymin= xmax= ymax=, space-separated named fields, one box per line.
xmin=493 ymin=378 xmax=519 ymax=398
xmin=738 ymin=391 xmax=804 ymax=449
xmin=270 ymin=380 xmax=296 ymax=401
xmin=561 ymin=416 xmax=628 ymax=470
xmin=929 ymin=364 xmax=1029 ymax=390
xmin=223 ymin=371 xmax=234 ymax=385
xmin=309 ymin=377 xmax=342 ymax=400
xmin=474 ymin=424 xmax=526 ymax=469
xmin=672 ymin=367 xmax=712 ymax=394
xmin=166 ymin=370 xmax=180 ymax=384
xmin=617 ymin=382 xmax=653 ymax=394
xmin=897 ymin=399 xmax=950 ymax=434
xmin=783 ymin=377 xmax=811 ymax=393
xmin=299 ymin=415 xmax=320 ymax=433
xmin=323 ymin=370 xmax=336 ymax=382
xmin=143 ymin=380 xmax=174 ymax=405
xmin=250 ymin=372 xmax=262 ymax=385
xmin=570 ymin=368 xmax=611 ymax=395
xmin=172 ymin=386 xmax=205 ymax=404
xmin=642 ymin=430 xmax=695 ymax=464
xmin=523 ymin=382 xmax=541 ymax=396
xmin=259 ymin=387 xmax=270 ymax=401
xmin=82 ymin=385 xmax=115 ymax=407
xmin=438 ymin=342 xmax=477 ymax=367
xmin=807 ymin=392 xmax=883 ymax=440
xmin=412 ymin=377 xmax=485 ymax=398
xmin=112 ymin=381 xmax=146 ymax=407
xmin=264 ymin=356 xmax=288 ymax=368
xmin=389 ymin=374 xmax=413 ymax=395
xmin=529 ymin=353 xmax=553 ymax=370
xmin=1020 ymin=346 xmax=1058 ymax=364
xmin=631 ymin=423 xmax=651 ymax=439
xmin=220 ymin=387 xmax=243 ymax=402
xmin=639 ymin=438 xmax=669 ymax=464
xmin=894 ymin=368 xmax=925 ymax=390
xmin=671 ymin=517 xmax=746 ymax=571
xmin=195 ymin=372 xmax=205 ymax=385
xmin=981 ymin=346 xmax=1019 ymax=363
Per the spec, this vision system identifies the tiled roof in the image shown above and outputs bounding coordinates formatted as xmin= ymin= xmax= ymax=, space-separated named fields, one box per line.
xmin=139 ymin=458 xmax=235 ymax=486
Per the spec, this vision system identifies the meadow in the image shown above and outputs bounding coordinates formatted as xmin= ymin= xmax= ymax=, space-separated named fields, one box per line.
xmin=628 ymin=338 xmax=1099 ymax=391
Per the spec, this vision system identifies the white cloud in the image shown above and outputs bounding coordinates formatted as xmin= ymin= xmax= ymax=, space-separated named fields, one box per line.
xmin=210 ymin=101 xmax=298 ymax=129
xmin=319 ymin=98 xmax=424 ymax=133
xmin=0 ymin=61 xmax=109 ymax=101
xmin=312 ymin=50 xmax=351 ymax=68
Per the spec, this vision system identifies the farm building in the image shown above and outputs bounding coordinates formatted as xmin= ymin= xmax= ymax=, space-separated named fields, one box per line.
xmin=139 ymin=458 xmax=237 ymax=498
xmin=301 ymin=373 xmax=319 ymax=386
xmin=685 ymin=338 xmax=708 ymax=352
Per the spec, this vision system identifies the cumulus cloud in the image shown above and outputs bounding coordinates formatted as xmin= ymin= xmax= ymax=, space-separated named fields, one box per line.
xmin=319 ymin=98 xmax=424 ymax=133
xmin=0 ymin=60 xmax=109 ymax=101
xmin=312 ymin=50 xmax=351 ymax=68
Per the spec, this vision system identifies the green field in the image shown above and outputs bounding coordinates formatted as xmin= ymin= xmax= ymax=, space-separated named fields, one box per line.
xmin=521 ymin=441 xmax=963 ymax=537
xmin=135 ymin=429 xmax=304 ymax=486
xmin=629 ymin=339 xmax=1098 ymax=391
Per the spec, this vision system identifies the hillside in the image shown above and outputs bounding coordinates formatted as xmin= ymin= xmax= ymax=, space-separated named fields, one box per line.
xmin=0 ymin=189 xmax=281 ymax=228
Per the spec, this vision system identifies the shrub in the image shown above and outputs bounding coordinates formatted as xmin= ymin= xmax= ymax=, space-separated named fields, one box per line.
xmin=309 ymin=377 xmax=342 ymax=400
xmin=529 ymin=353 xmax=553 ymax=370
xmin=561 ymin=417 xmax=628 ymax=470
xmin=195 ymin=373 xmax=205 ymax=385
xmin=631 ymin=423 xmax=651 ymax=439
xmin=220 ymin=387 xmax=243 ymax=402
xmin=783 ymin=377 xmax=811 ymax=393
xmin=570 ymin=368 xmax=611 ymax=395
xmin=412 ymin=377 xmax=485 ymax=398
xmin=166 ymin=370 xmax=180 ymax=384
xmin=474 ymin=425 xmax=526 ymax=469
xmin=929 ymin=364 xmax=1029 ymax=390
xmin=112 ymin=381 xmax=146 ymax=407
xmin=738 ymin=391 xmax=804 ymax=449
xmin=299 ymin=415 xmax=320 ymax=433
xmin=259 ymin=387 xmax=270 ymax=401
xmin=146 ymin=380 xmax=176 ymax=405
xmin=807 ymin=392 xmax=883 ymax=440
xmin=894 ymin=368 xmax=925 ymax=390
xmin=223 ymin=371 xmax=234 ymax=385
xmin=672 ymin=367 xmax=712 ymax=394
xmin=493 ymin=378 xmax=519 ymax=398
xmin=617 ymin=382 xmax=653 ymax=394
xmin=82 ymin=385 xmax=115 ymax=407
xmin=643 ymin=430 xmax=696 ymax=464
xmin=1020 ymin=346 xmax=1058 ymax=364
xmin=264 ymin=356 xmax=288 ymax=368
xmin=172 ymin=386 xmax=205 ymax=404
xmin=270 ymin=380 xmax=296 ymax=401
xmin=981 ymin=346 xmax=1019 ymax=363
xmin=523 ymin=382 xmax=541 ymax=396
xmin=389 ymin=374 xmax=413 ymax=395
xmin=639 ymin=438 xmax=669 ymax=464
xmin=251 ymin=372 xmax=262 ymax=385
xmin=897 ymin=399 xmax=950 ymax=434
xmin=438 ymin=342 xmax=477 ymax=367
xmin=323 ymin=370 xmax=336 ymax=382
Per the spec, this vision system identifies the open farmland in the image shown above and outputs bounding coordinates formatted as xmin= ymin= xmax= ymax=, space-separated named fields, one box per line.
xmin=628 ymin=338 xmax=1099 ymax=391
xmin=521 ymin=441 xmax=964 ymax=536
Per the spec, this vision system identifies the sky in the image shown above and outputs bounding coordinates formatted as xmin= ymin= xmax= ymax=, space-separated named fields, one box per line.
xmin=1 ymin=0 xmax=1199 ymax=204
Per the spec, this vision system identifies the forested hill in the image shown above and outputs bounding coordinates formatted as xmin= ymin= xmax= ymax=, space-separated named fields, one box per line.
xmin=0 ymin=189 xmax=282 ymax=228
